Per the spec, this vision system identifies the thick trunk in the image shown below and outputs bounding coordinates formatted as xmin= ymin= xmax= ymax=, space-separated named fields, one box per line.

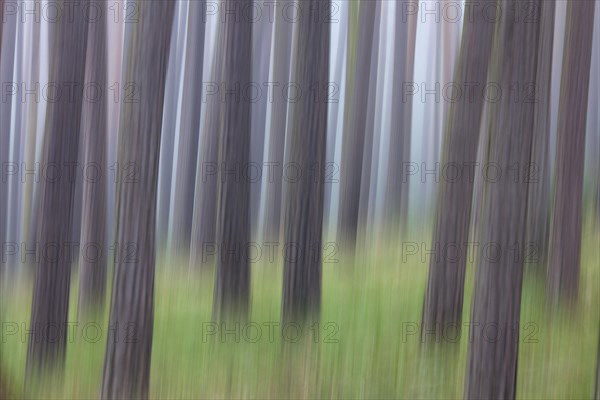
xmin=421 ymin=0 xmax=496 ymax=337
xmin=212 ymin=0 xmax=253 ymax=320
xmin=260 ymin=0 xmax=294 ymax=244
xmin=169 ymin=2 xmax=206 ymax=260
xmin=337 ymin=0 xmax=377 ymax=253
xmin=25 ymin=0 xmax=89 ymax=380
xmin=101 ymin=1 xmax=175 ymax=398
xmin=282 ymin=0 xmax=330 ymax=323
xmin=465 ymin=1 xmax=542 ymax=398
xmin=78 ymin=0 xmax=109 ymax=319
xmin=547 ymin=1 xmax=595 ymax=305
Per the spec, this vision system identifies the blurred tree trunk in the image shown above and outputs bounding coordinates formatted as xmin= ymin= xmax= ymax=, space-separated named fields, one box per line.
xmin=213 ymin=0 xmax=253 ymax=320
xmin=260 ymin=0 xmax=293 ymax=244
xmin=465 ymin=1 xmax=542 ymax=398
xmin=282 ymin=0 xmax=330 ymax=323
xmin=101 ymin=1 xmax=175 ymax=398
xmin=0 ymin=1 xmax=17 ymax=273
xmin=547 ymin=1 xmax=595 ymax=305
xmin=357 ymin=1 xmax=381 ymax=247
xmin=250 ymin=11 xmax=273 ymax=237
xmin=525 ymin=1 xmax=556 ymax=270
xmin=25 ymin=0 xmax=89 ymax=380
xmin=337 ymin=0 xmax=377 ymax=254
xmin=596 ymin=327 xmax=600 ymax=400
xmin=78 ymin=0 xmax=109 ymax=319
xmin=421 ymin=0 xmax=496 ymax=336
xmin=157 ymin=2 xmax=185 ymax=248
xmin=169 ymin=1 xmax=206 ymax=261
xmin=189 ymin=34 xmax=223 ymax=268
xmin=384 ymin=0 xmax=417 ymax=236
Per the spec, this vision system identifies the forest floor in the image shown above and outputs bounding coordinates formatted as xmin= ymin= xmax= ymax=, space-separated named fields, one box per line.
xmin=1 ymin=223 xmax=599 ymax=399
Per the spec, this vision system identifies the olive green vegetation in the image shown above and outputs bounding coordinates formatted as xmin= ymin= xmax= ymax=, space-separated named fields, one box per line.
xmin=1 ymin=220 xmax=598 ymax=399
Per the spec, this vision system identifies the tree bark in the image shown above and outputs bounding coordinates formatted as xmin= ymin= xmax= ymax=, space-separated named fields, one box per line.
xmin=547 ymin=0 xmax=595 ymax=305
xmin=77 ymin=0 xmax=109 ymax=319
xmin=100 ymin=1 xmax=175 ymax=398
xmin=212 ymin=0 xmax=253 ymax=320
xmin=281 ymin=0 xmax=330 ymax=323
xmin=421 ymin=0 xmax=497 ymax=337
xmin=465 ymin=1 xmax=542 ymax=398
xmin=169 ymin=1 xmax=206 ymax=260
xmin=25 ymin=0 xmax=89 ymax=380
xmin=525 ymin=1 xmax=555 ymax=270
xmin=337 ymin=0 xmax=377 ymax=253
xmin=259 ymin=0 xmax=294 ymax=244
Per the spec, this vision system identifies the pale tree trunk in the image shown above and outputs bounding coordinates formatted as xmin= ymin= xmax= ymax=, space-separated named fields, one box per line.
xmin=101 ymin=1 xmax=175 ymax=398
xmin=282 ymin=0 xmax=330 ymax=323
xmin=465 ymin=1 xmax=542 ymax=398
xmin=259 ymin=0 xmax=293 ymax=244
xmin=525 ymin=1 xmax=555 ymax=270
xmin=213 ymin=0 xmax=253 ymax=320
xmin=169 ymin=1 xmax=206 ymax=261
xmin=421 ymin=0 xmax=496 ymax=336
xmin=547 ymin=0 xmax=595 ymax=305
xmin=337 ymin=0 xmax=377 ymax=254
xmin=189 ymin=32 xmax=222 ymax=268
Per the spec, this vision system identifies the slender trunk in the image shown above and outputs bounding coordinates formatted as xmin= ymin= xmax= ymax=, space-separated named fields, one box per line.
xmin=169 ymin=1 xmax=206 ymax=261
xmin=421 ymin=0 xmax=496 ymax=336
xmin=465 ymin=1 xmax=542 ymax=398
xmin=547 ymin=1 xmax=595 ymax=305
xmin=384 ymin=0 xmax=417 ymax=236
xmin=213 ymin=0 xmax=253 ymax=320
xmin=101 ymin=1 xmax=175 ymax=398
xmin=282 ymin=0 xmax=330 ymax=323
xmin=78 ymin=0 xmax=109 ymax=319
xmin=337 ymin=0 xmax=377 ymax=254
xmin=525 ymin=1 xmax=555 ymax=270
xmin=259 ymin=0 xmax=293 ymax=244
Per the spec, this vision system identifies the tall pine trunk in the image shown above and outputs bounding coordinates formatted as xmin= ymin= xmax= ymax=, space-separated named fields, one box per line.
xmin=213 ymin=0 xmax=253 ymax=320
xmin=101 ymin=1 xmax=175 ymax=398
xmin=421 ymin=0 xmax=496 ymax=337
xmin=78 ymin=0 xmax=109 ymax=319
xmin=281 ymin=0 xmax=330 ymax=323
xmin=25 ymin=0 xmax=89 ymax=380
xmin=465 ymin=1 xmax=542 ymax=398
xmin=337 ymin=0 xmax=377 ymax=254
xmin=547 ymin=0 xmax=596 ymax=305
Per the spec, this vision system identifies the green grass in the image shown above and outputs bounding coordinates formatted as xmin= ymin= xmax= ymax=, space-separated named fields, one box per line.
xmin=1 ymin=224 xmax=599 ymax=399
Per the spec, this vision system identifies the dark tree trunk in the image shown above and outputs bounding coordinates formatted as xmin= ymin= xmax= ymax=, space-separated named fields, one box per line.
xmin=260 ymin=0 xmax=294 ymax=244
xmin=337 ymin=0 xmax=377 ymax=253
xmin=465 ymin=1 xmax=542 ymax=398
xmin=281 ymin=0 xmax=330 ymax=323
xmin=525 ymin=1 xmax=556 ymax=270
xmin=212 ymin=0 xmax=253 ymax=320
xmin=78 ymin=0 xmax=109 ymax=319
xmin=189 ymin=38 xmax=222 ymax=268
xmin=169 ymin=2 xmax=206 ymax=260
xmin=25 ymin=0 xmax=89 ymax=380
xmin=547 ymin=0 xmax=596 ymax=305
xmin=421 ymin=0 xmax=496 ymax=337
xmin=100 ymin=1 xmax=175 ymax=398
xmin=383 ymin=0 xmax=417 ymax=236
